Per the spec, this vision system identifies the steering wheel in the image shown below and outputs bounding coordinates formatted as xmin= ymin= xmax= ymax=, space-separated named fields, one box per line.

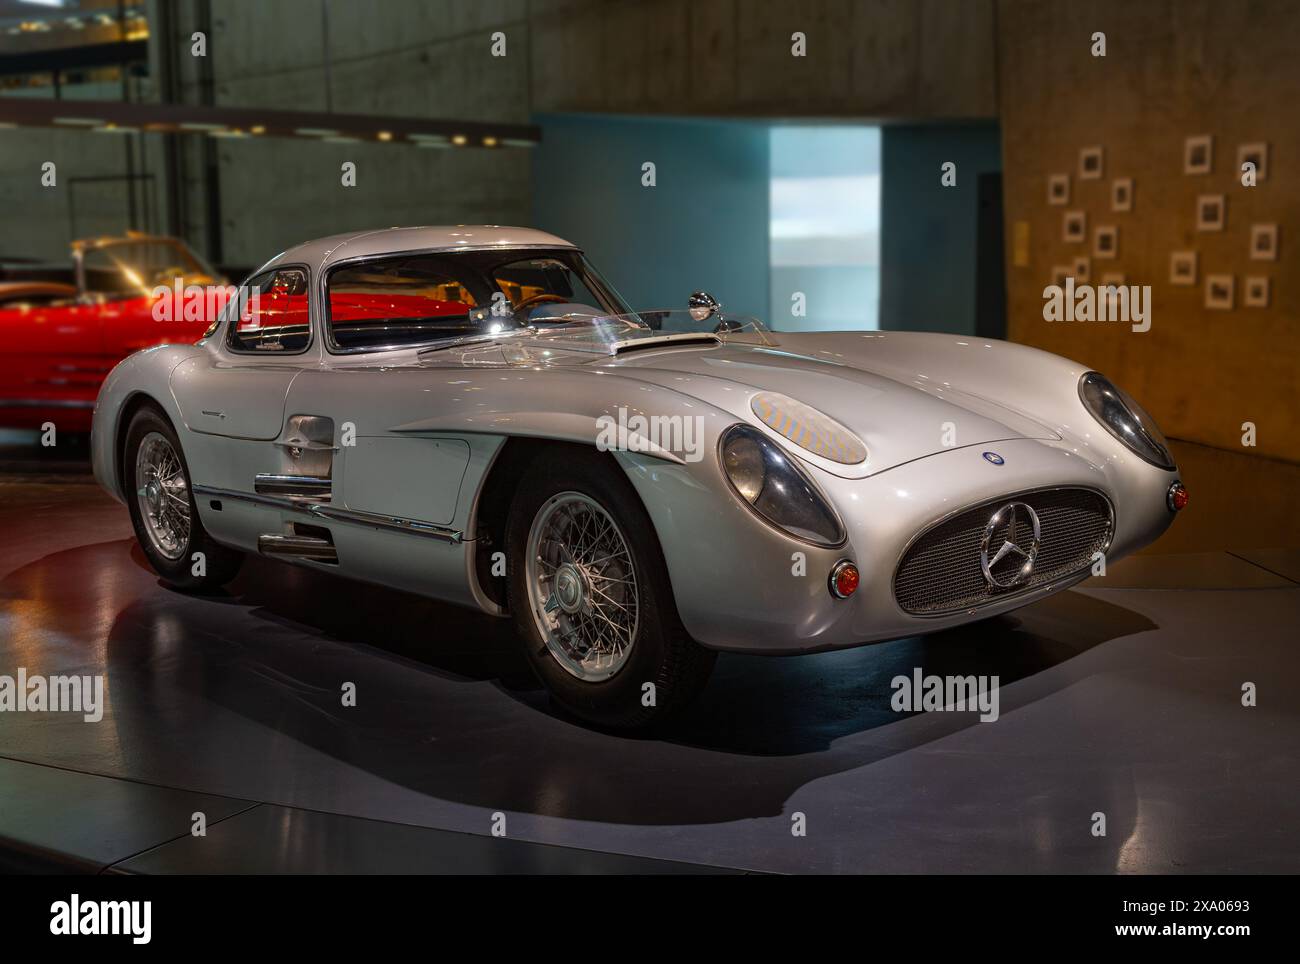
xmin=512 ymin=292 xmax=570 ymax=313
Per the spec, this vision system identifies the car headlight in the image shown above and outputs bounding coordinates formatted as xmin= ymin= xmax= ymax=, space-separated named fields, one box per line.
xmin=719 ymin=424 xmax=845 ymax=546
xmin=1078 ymin=371 xmax=1175 ymax=470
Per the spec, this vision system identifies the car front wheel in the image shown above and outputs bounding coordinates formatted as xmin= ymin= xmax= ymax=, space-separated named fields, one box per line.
xmin=124 ymin=405 xmax=243 ymax=591
xmin=506 ymin=448 xmax=715 ymax=729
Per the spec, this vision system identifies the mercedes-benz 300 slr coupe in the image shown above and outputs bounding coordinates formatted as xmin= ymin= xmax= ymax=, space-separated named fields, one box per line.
xmin=91 ymin=226 xmax=1185 ymax=727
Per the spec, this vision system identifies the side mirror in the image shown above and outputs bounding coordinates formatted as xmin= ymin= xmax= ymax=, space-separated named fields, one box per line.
xmin=688 ymin=290 xmax=720 ymax=321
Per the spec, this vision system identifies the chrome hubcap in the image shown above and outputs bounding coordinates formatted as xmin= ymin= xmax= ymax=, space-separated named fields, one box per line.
xmin=553 ymin=564 xmax=586 ymax=614
xmin=135 ymin=431 xmax=190 ymax=561
xmin=525 ymin=492 xmax=639 ymax=682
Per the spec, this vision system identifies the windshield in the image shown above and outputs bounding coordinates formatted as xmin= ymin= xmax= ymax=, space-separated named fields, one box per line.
xmin=325 ymin=247 xmax=632 ymax=351
xmin=81 ymin=239 xmax=217 ymax=297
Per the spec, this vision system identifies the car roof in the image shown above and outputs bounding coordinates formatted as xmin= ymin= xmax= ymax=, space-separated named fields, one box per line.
xmin=260 ymin=225 xmax=578 ymax=275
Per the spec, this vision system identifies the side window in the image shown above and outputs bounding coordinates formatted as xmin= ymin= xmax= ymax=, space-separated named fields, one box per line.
xmin=326 ymin=255 xmax=482 ymax=351
xmin=227 ymin=267 xmax=310 ymax=353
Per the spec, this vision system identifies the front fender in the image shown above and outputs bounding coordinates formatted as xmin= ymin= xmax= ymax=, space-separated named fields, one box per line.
xmin=91 ymin=344 xmax=205 ymax=503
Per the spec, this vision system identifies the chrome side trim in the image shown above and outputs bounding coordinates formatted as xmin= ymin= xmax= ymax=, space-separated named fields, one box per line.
xmin=193 ymin=484 xmax=463 ymax=543
xmin=254 ymin=473 xmax=333 ymax=501
xmin=309 ymin=503 xmax=462 ymax=542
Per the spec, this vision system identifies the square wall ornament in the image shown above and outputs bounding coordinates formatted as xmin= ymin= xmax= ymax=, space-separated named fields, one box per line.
xmin=1073 ymin=256 xmax=1091 ymax=283
xmin=1237 ymin=142 xmax=1269 ymax=183
xmin=1063 ymin=210 xmax=1087 ymax=243
xmin=1079 ymin=146 xmax=1104 ymax=180
xmin=1111 ymin=177 xmax=1133 ymax=212
xmin=1184 ymin=134 xmax=1213 ymax=175
xmin=1205 ymin=274 xmax=1234 ymax=310
xmin=1170 ymin=251 xmax=1198 ymax=285
xmin=1250 ymin=223 xmax=1279 ymax=260
xmin=1048 ymin=173 xmax=1070 ymax=205
xmin=1244 ymin=276 xmax=1270 ymax=307
xmin=1196 ymin=194 xmax=1226 ymax=231
xmin=1094 ymin=225 xmax=1119 ymax=259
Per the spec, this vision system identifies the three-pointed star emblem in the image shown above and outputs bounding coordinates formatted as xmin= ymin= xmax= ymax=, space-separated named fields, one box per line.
xmin=979 ymin=501 xmax=1042 ymax=589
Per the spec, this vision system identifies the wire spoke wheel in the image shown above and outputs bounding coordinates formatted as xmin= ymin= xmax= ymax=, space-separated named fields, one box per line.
xmin=135 ymin=431 xmax=191 ymax=561
xmin=525 ymin=491 xmax=639 ymax=681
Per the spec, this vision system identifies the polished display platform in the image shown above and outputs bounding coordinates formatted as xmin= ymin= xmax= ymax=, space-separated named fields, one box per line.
xmin=1 ymin=433 xmax=1298 ymax=873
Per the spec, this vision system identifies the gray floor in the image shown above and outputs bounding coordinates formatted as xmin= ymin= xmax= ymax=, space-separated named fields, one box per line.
xmin=1 ymin=468 xmax=1298 ymax=873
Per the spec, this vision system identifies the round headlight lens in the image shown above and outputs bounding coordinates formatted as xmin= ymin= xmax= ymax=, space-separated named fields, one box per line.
xmin=1079 ymin=371 xmax=1175 ymax=470
xmin=721 ymin=432 xmax=766 ymax=501
xmin=720 ymin=424 xmax=845 ymax=546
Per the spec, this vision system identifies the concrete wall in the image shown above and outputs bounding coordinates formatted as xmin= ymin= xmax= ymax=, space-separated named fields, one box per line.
xmin=532 ymin=113 xmax=769 ymax=318
xmin=0 ymin=0 xmax=535 ymax=267
xmin=998 ymin=0 xmax=1300 ymax=462
xmin=880 ymin=122 xmax=1002 ymax=334
xmin=168 ymin=0 xmax=534 ymax=268
xmin=0 ymin=81 xmax=167 ymax=262
xmin=0 ymin=126 xmax=146 ymax=262
xmin=6 ymin=0 xmax=996 ymax=268
xmin=530 ymin=0 xmax=997 ymax=119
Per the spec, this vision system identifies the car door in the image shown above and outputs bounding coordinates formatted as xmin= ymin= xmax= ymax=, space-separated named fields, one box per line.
xmin=274 ymin=366 xmax=474 ymax=601
xmin=284 ymin=366 xmax=470 ymax=524
xmin=267 ymin=252 xmax=479 ymax=599
xmin=169 ymin=265 xmax=314 ymax=495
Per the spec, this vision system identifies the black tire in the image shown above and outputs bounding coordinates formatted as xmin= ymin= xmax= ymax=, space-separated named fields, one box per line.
xmin=123 ymin=404 xmax=243 ymax=591
xmin=505 ymin=447 xmax=716 ymax=729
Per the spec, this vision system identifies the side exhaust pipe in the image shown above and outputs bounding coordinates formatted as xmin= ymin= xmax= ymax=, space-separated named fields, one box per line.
xmin=258 ymin=533 xmax=338 ymax=563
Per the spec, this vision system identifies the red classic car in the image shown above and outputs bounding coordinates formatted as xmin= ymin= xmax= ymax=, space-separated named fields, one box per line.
xmin=0 ymin=233 xmax=224 ymax=432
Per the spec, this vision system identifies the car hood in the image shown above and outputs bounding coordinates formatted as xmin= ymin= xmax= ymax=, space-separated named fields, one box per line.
xmin=595 ymin=340 xmax=1058 ymax=477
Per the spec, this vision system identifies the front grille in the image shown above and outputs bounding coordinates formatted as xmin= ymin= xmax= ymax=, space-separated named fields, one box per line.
xmin=893 ymin=487 xmax=1113 ymax=615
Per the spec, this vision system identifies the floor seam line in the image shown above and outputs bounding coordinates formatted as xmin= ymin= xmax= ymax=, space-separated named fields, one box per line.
xmin=100 ymin=802 xmax=265 ymax=875
xmin=1226 ymin=550 xmax=1300 ymax=586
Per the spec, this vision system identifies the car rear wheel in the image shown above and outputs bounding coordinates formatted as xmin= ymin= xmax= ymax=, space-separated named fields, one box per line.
xmin=506 ymin=447 xmax=715 ymax=729
xmin=124 ymin=405 xmax=243 ymax=591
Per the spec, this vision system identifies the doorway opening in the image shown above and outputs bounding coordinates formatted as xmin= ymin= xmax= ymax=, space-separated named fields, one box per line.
xmin=769 ymin=126 xmax=880 ymax=331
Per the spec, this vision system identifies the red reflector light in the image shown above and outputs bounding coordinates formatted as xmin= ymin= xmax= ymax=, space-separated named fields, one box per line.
xmin=830 ymin=560 xmax=859 ymax=599
xmin=1168 ymin=481 xmax=1188 ymax=512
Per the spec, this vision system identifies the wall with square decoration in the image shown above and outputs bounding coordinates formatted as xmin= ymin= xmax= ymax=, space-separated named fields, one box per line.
xmin=999 ymin=0 xmax=1298 ymax=461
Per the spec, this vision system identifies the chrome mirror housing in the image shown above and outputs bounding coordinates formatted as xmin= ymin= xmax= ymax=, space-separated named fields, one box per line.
xmin=688 ymin=290 xmax=721 ymax=321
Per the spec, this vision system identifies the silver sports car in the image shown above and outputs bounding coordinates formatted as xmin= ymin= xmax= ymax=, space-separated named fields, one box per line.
xmin=91 ymin=226 xmax=1186 ymax=727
